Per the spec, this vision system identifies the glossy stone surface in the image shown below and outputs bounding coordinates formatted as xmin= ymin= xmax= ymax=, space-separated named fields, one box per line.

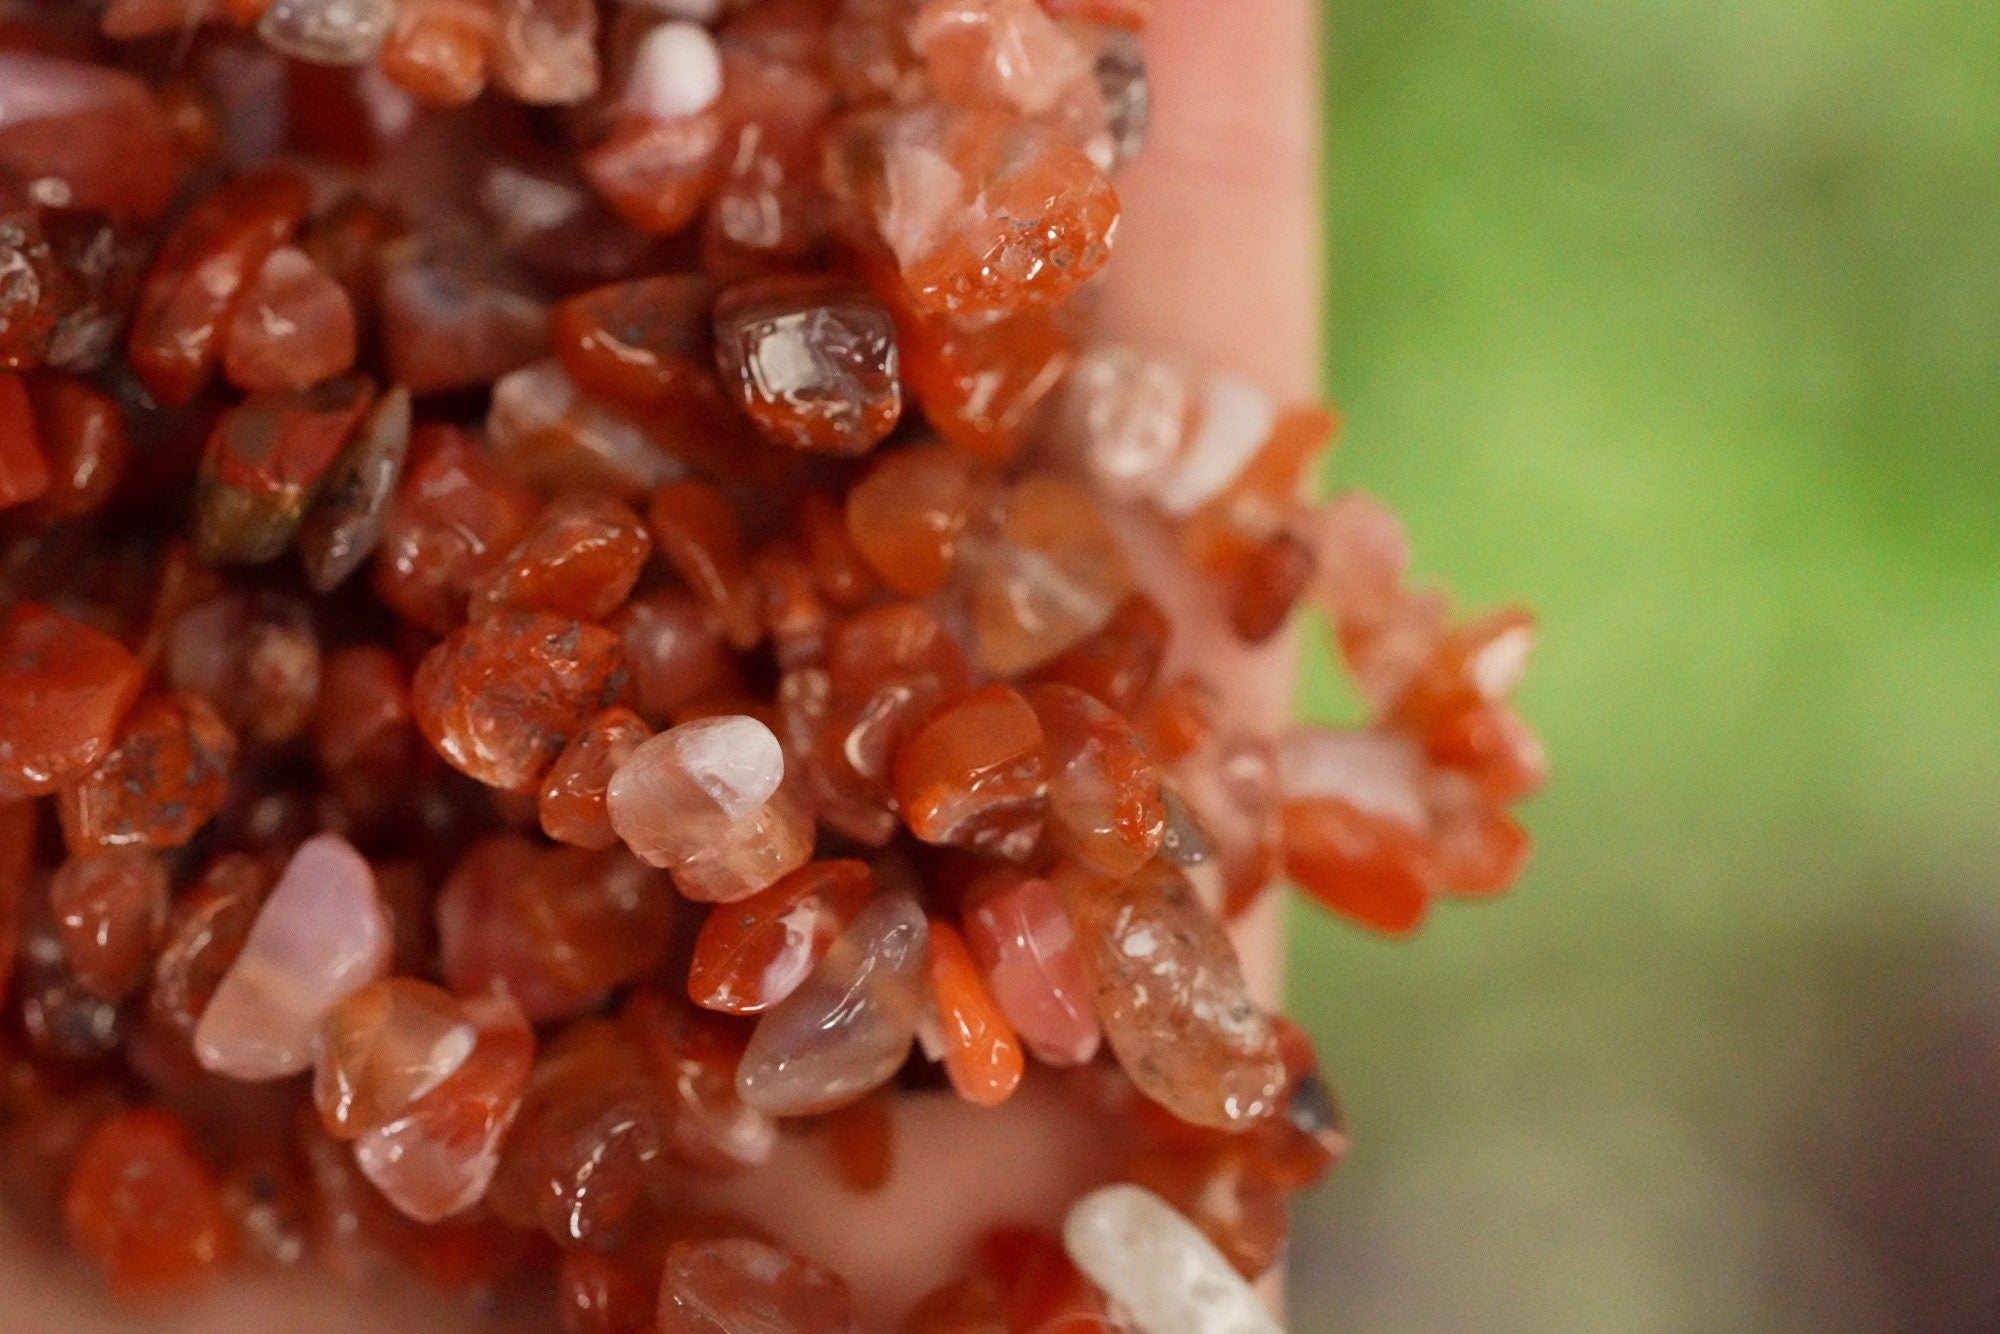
xmin=378 ymin=230 xmax=551 ymax=396
xmin=510 ymin=844 xmax=679 ymax=995
xmin=0 ymin=54 xmax=186 ymax=221
xmin=843 ymin=445 xmax=973 ymax=597
xmin=540 ymin=706 xmax=654 ymax=850
xmin=582 ymin=111 xmax=725 ymax=236
xmin=892 ymin=684 xmax=1049 ymax=861
xmin=314 ymin=977 xmax=478 ymax=1140
xmin=411 ymin=609 xmax=628 ymax=793
xmin=1056 ymin=861 xmax=1285 ymax=1130
xmin=736 ymin=889 xmax=928 ymax=1116
xmin=487 ymin=359 xmax=688 ymax=501
xmin=17 ymin=373 xmax=129 ymax=526
xmin=380 ymin=0 xmax=496 ymax=104
xmin=548 ymin=273 xmax=716 ymax=412
xmin=607 ymin=716 xmax=813 ymax=901
xmin=166 ymin=590 xmax=321 ymax=748
xmin=687 ymin=858 xmax=874 ymax=1016
xmin=297 ymin=384 xmax=413 ymax=593
xmin=222 ymin=245 xmax=358 ymax=393
xmin=470 ymin=492 xmax=653 ymax=622
xmin=49 ymin=848 xmax=168 ymax=1000
xmin=612 ymin=590 xmax=737 ymax=723
xmin=1029 ymin=682 xmax=1165 ymax=878
xmin=925 ymin=919 xmax=1023 ymax=1107
xmin=646 ymin=480 xmax=761 ymax=649
xmin=658 ymin=1237 xmax=859 ymax=1334
xmin=0 ymin=370 xmax=49 ymax=507
xmin=969 ymin=473 xmax=1132 ymax=676
xmin=194 ymin=833 xmax=392 ymax=1080
xmin=194 ymin=376 xmax=377 ymax=565
xmin=372 ymin=424 xmax=541 ymax=633
xmin=58 ymin=692 xmax=238 ymax=852
xmin=712 ymin=275 xmax=901 ymax=455
xmin=1062 ymin=1185 xmax=1281 ymax=1334
xmin=959 ymin=868 xmax=1099 ymax=1067
xmin=624 ymin=988 xmax=777 ymax=1173
xmin=63 ymin=1109 xmax=233 ymax=1295
xmin=148 ymin=853 xmax=273 ymax=1039
xmin=0 ymin=601 xmax=142 ymax=800
xmin=1275 ymin=726 xmax=1434 ymax=936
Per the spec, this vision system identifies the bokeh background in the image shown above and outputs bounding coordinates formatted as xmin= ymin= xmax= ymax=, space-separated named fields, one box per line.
xmin=1287 ymin=3 xmax=2000 ymax=1330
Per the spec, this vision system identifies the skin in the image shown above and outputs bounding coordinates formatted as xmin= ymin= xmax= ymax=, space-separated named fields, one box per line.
xmin=0 ymin=1 xmax=1319 ymax=1328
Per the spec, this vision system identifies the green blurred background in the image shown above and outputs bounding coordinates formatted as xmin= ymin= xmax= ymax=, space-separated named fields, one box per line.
xmin=1287 ymin=3 xmax=2000 ymax=1329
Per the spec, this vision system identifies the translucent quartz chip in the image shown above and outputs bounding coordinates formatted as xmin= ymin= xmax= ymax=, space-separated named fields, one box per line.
xmin=149 ymin=853 xmax=273 ymax=1039
xmin=258 ymin=0 xmax=395 ymax=65
xmin=194 ymin=375 xmax=377 ymax=565
xmin=736 ymin=889 xmax=928 ymax=1116
xmin=860 ymin=103 xmax=1118 ymax=317
xmin=194 ymin=833 xmax=392 ymax=1080
xmin=925 ymin=919 xmax=1023 ymax=1106
xmin=127 ymin=169 xmax=310 ymax=407
xmin=314 ymin=977 xmax=478 ymax=1139
xmin=911 ymin=0 xmax=1093 ymax=118
xmin=624 ymin=988 xmax=778 ymax=1173
xmin=0 ymin=371 xmax=48 ymax=507
xmin=960 ymin=868 xmax=1099 ymax=1066
xmin=297 ymin=384 xmax=412 ymax=593
xmin=711 ymin=274 xmax=902 ymax=455
xmin=487 ymin=359 xmax=688 ymax=501
xmin=606 ymin=715 xmax=814 ymax=901
xmin=222 ymin=246 xmax=358 ymax=393
xmin=658 ymin=1238 xmax=860 ymax=1334
xmin=687 ymin=858 xmax=874 ymax=1015
xmin=411 ymin=609 xmax=627 ymax=794
xmin=63 ymin=1109 xmax=234 ymax=1296
xmin=648 ymin=479 xmax=763 ymax=649
xmin=166 ymin=590 xmax=321 ymax=747
xmin=371 ymin=424 xmax=541 ymax=633
xmin=470 ymin=492 xmax=653 ymax=622
xmin=378 ymin=229 xmax=551 ymax=396
xmin=1275 ymin=726 xmax=1435 ymax=936
xmin=968 ymin=472 xmax=1132 ymax=676
xmin=49 ymin=848 xmax=169 ymax=1001
xmin=582 ymin=110 xmax=726 ymax=235
xmin=352 ymin=991 xmax=534 ymax=1222
xmin=703 ymin=40 xmax=836 ymax=278
xmin=1055 ymin=861 xmax=1284 ymax=1130
xmin=844 ymin=445 xmax=974 ymax=596
xmin=1058 ymin=344 xmax=1190 ymax=500
xmin=1062 ymin=1185 xmax=1282 ymax=1334
xmin=380 ymin=0 xmax=497 ymax=105
xmin=490 ymin=1019 xmax=666 ymax=1245
xmin=58 ymin=692 xmax=238 ymax=853
xmin=1032 ymin=593 xmax=1170 ymax=715
xmin=1028 ymin=682 xmax=1166 ymax=878
xmin=1170 ymin=732 xmax=1282 ymax=920
xmin=628 ymin=20 xmax=724 ymax=120
xmin=0 ymin=53 xmax=186 ymax=221
xmin=0 ymin=601 xmax=142 ymax=800
xmin=892 ymin=684 xmax=1049 ymax=862
xmin=18 ymin=374 xmax=128 ymax=525
xmin=1118 ymin=1144 xmax=1287 ymax=1281
xmin=540 ymin=707 xmax=654 ymax=849
xmin=494 ymin=0 xmax=600 ymax=103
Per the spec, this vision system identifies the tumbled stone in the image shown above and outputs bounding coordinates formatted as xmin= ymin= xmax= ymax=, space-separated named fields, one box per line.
xmin=512 ymin=844 xmax=679 ymax=995
xmin=1028 ymin=682 xmax=1165 ymax=878
xmin=925 ymin=918 xmax=1023 ymax=1107
xmin=911 ymin=0 xmax=1093 ymax=118
xmin=892 ymin=684 xmax=1049 ymax=861
xmin=1032 ymin=593 xmax=1170 ymax=715
xmin=166 ymin=590 xmax=321 ymax=748
xmin=314 ymin=977 xmax=478 ymax=1140
xmin=959 ymin=868 xmax=1099 ymax=1067
xmin=711 ymin=275 xmax=901 ymax=456
xmin=436 ymin=835 xmax=601 ymax=1022
xmin=1056 ymin=861 xmax=1284 ymax=1130
xmin=494 ymin=0 xmax=600 ymax=103
xmin=59 ymin=692 xmax=238 ymax=853
xmin=1062 ymin=1185 xmax=1281 ymax=1334
xmin=297 ymin=384 xmax=412 ymax=593
xmin=687 ymin=858 xmax=874 ymax=1016
xmin=18 ymin=372 xmax=129 ymax=526
xmin=548 ymin=274 xmax=716 ymax=412
xmin=352 ymin=991 xmax=535 ymax=1223
xmin=489 ymin=1019 xmax=666 ymax=1245
xmin=311 ymin=645 xmax=421 ymax=826
xmin=968 ymin=472 xmax=1132 ymax=676
xmin=378 ymin=229 xmax=551 ymax=396
xmin=194 ymin=376 xmax=377 ymax=565
xmin=647 ymin=479 xmax=761 ymax=649
xmin=612 ymin=590 xmax=737 ymax=723
xmin=487 ymin=359 xmax=688 ymax=501
xmin=624 ymin=988 xmax=777 ymax=1173
xmin=1276 ymin=726 xmax=1434 ymax=936
xmin=49 ymin=849 xmax=168 ymax=1002
xmin=658 ymin=1237 xmax=859 ymax=1334
xmin=582 ymin=111 xmax=726 ymax=236
xmin=0 ymin=370 xmax=49 ymax=508
xmin=380 ymin=0 xmax=497 ymax=104
xmin=222 ymin=246 xmax=358 ymax=393
xmin=0 ymin=53 xmax=186 ymax=221
xmin=372 ymin=423 xmax=541 ymax=633
xmin=258 ymin=0 xmax=395 ymax=64
xmin=470 ymin=492 xmax=653 ymax=622
xmin=148 ymin=852 xmax=274 ymax=1039
xmin=0 ymin=601 xmax=142 ymax=801
xmin=411 ymin=608 xmax=627 ymax=793
xmin=1118 ymin=1144 xmax=1287 ymax=1282
xmin=843 ymin=445 xmax=973 ymax=596
xmin=194 ymin=833 xmax=392 ymax=1080
xmin=736 ymin=889 xmax=927 ymax=1116
xmin=606 ymin=715 xmax=814 ymax=902
xmin=127 ymin=169 xmax=310 ymax=407
xmin=63 ymin=1109 xmax=233 ymax=1295
xmin=540 ymin=707 xmax=654 ymax=850
xmin=703 ymin=40 xmax=835 ymax=277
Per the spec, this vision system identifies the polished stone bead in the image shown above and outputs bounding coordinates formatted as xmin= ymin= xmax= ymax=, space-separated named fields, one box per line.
xmin=1062 ymin=1185 xmax=1281 ymax=1334
xmin=371 ymin=424 xmax=541 ymax=633
xmin=222 ymin=245 xmax=358 ymax=393
xmin=314 ymin=977 xmax=478 ymax=1140
xmin=470 ymin=493 xmax=653 ymax=622
xmin=0 ymin=601 xmax=142 ymax=801
xmin=0 ymin=53 xmax=186 ymax=221
xmin=712 ymin=275 xmax=901 ymax=455
xmin=843 ymin=445 xmax=973 ymax=596
xmin=892 ymin=684 xmax=1049 ymax=862
xmin=540 ymin=707 xmax=655 ymax=850
xmin=48 ymin=848 xmax=169 ymax=1001
xmin=959 ymin=868 xmax=1099 ymax=1067
xmin=968 ymin=473 xmax=1132 ymax=676
xmin=686 ymin=858 xmax=874 ymax=1015
xmin=58 ymin=692 xmax=238 ymax=853
xmin=194 ymin=376 xmax=377 ymax=565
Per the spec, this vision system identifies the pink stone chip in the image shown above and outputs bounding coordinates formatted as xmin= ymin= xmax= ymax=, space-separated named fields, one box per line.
xmin=194 ymin=833 xmax=392 ymax=1081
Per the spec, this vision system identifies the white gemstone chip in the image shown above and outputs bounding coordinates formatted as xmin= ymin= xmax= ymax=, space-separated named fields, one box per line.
xmin=1062 ymin=1184 xmax=1285 ymax=1334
